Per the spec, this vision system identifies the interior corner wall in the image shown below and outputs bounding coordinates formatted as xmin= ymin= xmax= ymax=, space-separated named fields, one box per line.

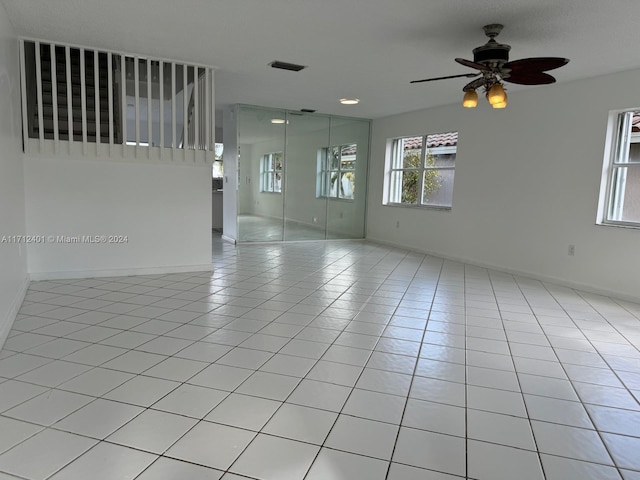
xmin=24 ymin=156 xmax=212 ymax=279
xmin=368 ymin=69 xmax=640 ymax=302
xmin=0 ymin=4 xmax=28 ymax=349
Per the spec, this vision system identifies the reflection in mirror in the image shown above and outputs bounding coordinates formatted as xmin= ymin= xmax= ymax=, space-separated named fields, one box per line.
xmin=237 ymin=106 xmax=286 ymax=241
xmin=283 ymin=112 xmax=331 ymax=241
xmin=236 ymin=105 xmax=370 ymax=242
xmin=326 ymin=117 xmax=369 ymax=239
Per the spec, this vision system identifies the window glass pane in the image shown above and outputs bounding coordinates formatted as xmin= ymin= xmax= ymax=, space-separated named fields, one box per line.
xmin=629 ymin=142 xmax=640 ymax=163
xmin=422 ymin=169 xmax=455 ymax=207
xmin=391 ymin=141 xmax=402 ymax=169
xmin=389 ymin=170 xmax=403 ymax=203
xmin=402 ymin=140 xmax=422 ymax=168
xmin=341 ymin=144 xmax=356 ymax=159
xmin=342 ymin=155 xmax=355 ymax=171
xmin=401 ymin=136 xmax=422 ymax=153
xmin=428 ymin=152 xmax=456 ymax=168
xmin=395 ymin=169 xmax=419 ymax=204
xmin=331 ymin=171 xmax=339 ymax=197
xmin=330 ymin=147 xmax=340 ymax=169
xmin=275 ymin=172 xmax=282 ymax=192
xmin=609 ymin=166 xmax=640 ymax=222
xmin=339 ymin=172 xmax=355 ymax=199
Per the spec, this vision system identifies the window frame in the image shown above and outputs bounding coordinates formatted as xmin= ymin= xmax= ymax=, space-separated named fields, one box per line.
xmin=260 ymin=152 xmax=283 ymax=194
xmin=385 ymin=133 xmax=458 ymax=209
xmin=600 ymin=110 xmax=640 ymax=229
xmin=317 ymin=143 xmax=357 ymax=201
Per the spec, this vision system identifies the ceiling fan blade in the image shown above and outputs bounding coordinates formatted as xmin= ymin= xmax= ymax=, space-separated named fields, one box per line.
xmin=455 ymin=58 xmax=490 ymax=71
xmin=504 ymin=71 xmax=556 ymax=85
xmin=410 ymin=73 xmax=478 ymax=84
xmin=504 ymin=57 xmax=569 ymax=74
xmin=463 ymin=77 xmax=487 ymax=92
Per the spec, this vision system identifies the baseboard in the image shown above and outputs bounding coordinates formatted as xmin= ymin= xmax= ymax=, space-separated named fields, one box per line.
xmin=366 ymin=237 xmax=640 ymax=305
xmin=29 ymin=264 xmax=213 ymax=281
xmin=0 ymin=275 xmax=30 ymax=351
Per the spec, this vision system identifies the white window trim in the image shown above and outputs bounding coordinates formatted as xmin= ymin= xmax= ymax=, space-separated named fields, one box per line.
xmin=260 ymin=152 xmax=283 ymax=194
xmin=598 ymin=109 xmax=640 ymax=229
xmin=317 ymin=144 xmax=356 ymax=201
xmin=385 ymin=134 xmax=457 ymax=209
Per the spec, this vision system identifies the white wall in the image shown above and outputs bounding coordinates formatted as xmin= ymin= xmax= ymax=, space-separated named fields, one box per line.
xmin=24 ymin=156 xmax=212 ymax=278
xmin=368 ymin=69 xmax=640 ymax=302
xmin=0 ymin=4 xmax=28 ymax=349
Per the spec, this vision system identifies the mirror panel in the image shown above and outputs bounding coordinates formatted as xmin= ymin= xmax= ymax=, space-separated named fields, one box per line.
xmin=284 ymin=112 xmax=331 ymax=241
xmin=236 ymin=105 xmax=369 ymax=242
xmin=326 ymin=117 xmax=370 ymax=239
xmin=237 ymin=106 xmax=286 ymax=242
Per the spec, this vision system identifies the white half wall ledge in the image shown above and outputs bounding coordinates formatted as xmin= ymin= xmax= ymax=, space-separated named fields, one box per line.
xmin=0 ymin=276 xmax=30 ymax=351
xmin=28 ymin=264 xmax=213 ymax=282
xmin=366 ymin=237 xmax=640 ymax=305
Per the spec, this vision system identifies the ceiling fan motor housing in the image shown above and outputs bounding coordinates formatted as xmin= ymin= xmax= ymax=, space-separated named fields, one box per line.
xmin=473 ymin=41 xmax=511 ymax=66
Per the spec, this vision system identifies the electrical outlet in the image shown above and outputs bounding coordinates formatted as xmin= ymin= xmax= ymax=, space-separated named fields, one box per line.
xmin=396 ymin=220 xmax=400 ymax=228
xmin=568 ymin=244 xmax=575 ymax=256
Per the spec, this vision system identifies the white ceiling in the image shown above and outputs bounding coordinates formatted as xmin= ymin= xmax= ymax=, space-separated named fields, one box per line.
xmin=3 ymin=0 xmax=640 ymax=120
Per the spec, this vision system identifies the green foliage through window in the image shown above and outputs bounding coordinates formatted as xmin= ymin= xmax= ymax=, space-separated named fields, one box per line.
xmin=387 ymin=133 xmax=457 ymax=208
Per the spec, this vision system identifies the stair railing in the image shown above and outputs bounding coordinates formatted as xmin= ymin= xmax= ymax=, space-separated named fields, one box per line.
xmin=19 ymin=38 xmax=215 ymax=160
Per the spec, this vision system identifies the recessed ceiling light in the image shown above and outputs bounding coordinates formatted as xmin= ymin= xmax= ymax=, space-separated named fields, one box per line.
xmin=271 ymin=118 xmax=286 ymax=124
xmin=340 ymin=98 xmax=360 ymax=105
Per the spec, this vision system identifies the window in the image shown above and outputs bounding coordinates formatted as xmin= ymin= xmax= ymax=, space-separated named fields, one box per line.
xmin=212 ymin=143 xmax=224 ymax=178
xmin=261 ymin=152 xmax=283 ymax=193
xmin=318 ymin=144 xmax=356 ymax=199
xmin=386 ymin=132 xmax=457 ymax=208
xmin=600 ymin=110 xmax=640 ymax=227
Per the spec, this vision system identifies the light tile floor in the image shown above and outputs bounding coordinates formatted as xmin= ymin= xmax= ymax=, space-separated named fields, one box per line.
xmin=0 ymin=238 xmax=639 ymax=479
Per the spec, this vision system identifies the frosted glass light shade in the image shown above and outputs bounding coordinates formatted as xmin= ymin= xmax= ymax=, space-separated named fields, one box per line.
xmin=462 ymin=89 xmax=478 ymax=108
xmin=492 ymin=91 xmax=508 ymax=109
xmin=487 ymin=84 xmax=506 ymax=105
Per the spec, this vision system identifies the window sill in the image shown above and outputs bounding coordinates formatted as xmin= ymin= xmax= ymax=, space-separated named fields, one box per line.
xmin=596 ymin=221 xmax=640 ymax=230
xmin=384 ymin=203 xmax=452 ymax=211
xmin=317 ymin=196 xmax=355 ymax=203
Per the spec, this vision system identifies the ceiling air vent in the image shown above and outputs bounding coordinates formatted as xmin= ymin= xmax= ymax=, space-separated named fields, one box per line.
xmin=269 ymin=60 xmax=306 ymax=72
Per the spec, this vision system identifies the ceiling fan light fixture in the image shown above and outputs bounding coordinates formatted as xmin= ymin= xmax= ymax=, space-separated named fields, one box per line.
xmin=487 ymin=83 xmax=506 ymax=105
xmin=462 ymin=89 xmax=478 ymax=108
xmin=491 ymin=92 xmax=508 ymax=109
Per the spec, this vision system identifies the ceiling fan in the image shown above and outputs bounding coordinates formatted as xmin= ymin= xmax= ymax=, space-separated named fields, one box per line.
xmin=411 ymin=24 xmax=569 ymax=108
